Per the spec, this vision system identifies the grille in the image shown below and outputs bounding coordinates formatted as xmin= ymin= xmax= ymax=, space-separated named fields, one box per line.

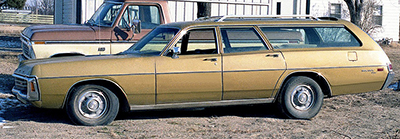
xmin=20 ymin=36 xmax=32 ymax=59
xmin=14 ymin=77 xmax=28 ymax=96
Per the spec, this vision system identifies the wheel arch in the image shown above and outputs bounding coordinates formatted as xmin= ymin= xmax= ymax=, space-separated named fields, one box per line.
xmin=50 ymin=52 xmax=85 ymax=58
xmin=274 ymin=71 xmax=332 ymax=100
xmin=62 ymin=79 xmax=130 ymax=113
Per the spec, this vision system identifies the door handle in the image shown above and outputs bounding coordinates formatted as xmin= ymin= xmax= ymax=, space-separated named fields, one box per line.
xmin=203 ymin=58 xmax=218 ymax=62
xmin=266 ymin=54 xmax=279 ymax=57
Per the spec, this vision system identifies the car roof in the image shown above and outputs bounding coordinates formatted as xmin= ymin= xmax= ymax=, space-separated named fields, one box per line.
xmin=160 ymin=15 xmax=351 ymax=30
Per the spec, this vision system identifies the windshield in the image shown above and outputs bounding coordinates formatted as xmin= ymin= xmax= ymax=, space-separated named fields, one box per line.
xmin=121 ymin=27 xmax=180 ymax=55
xmin=87 ymin=2 xmax=122 ymax=27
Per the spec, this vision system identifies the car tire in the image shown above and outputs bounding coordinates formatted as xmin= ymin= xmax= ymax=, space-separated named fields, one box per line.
xmin=66 ymin=84 xmax=119 ymax=126
xmin=277 ymin=76 xmax=323 ymax=119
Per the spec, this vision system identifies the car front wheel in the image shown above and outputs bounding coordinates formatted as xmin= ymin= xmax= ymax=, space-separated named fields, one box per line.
xmin=278 ymin=76 xmax=323 ymax=119
xmin=66 ymin=84 xmax=119 ymax=126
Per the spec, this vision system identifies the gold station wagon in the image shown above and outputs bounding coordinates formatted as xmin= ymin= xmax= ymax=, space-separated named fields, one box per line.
xmin=12 ymin=15 xmax=394 ymax=125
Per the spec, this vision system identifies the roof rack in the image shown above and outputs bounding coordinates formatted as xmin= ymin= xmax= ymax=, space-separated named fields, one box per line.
xmin=196 ymin=15 xmax=321 ymax=22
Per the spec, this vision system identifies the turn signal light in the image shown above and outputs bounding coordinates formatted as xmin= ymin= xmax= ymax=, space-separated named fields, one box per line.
xmin=34 ymin=41 xmax=45 ymax=44
xmin=30 ymin=82 xmax=36 ymax=92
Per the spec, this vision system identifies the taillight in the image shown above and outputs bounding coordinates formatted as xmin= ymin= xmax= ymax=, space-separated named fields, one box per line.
xmin=388 ymin=63 xmax=393 ymax=71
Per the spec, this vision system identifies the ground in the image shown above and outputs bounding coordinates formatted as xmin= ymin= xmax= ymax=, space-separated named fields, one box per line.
xmin=0 ymin=30 xmax=400 ymax=138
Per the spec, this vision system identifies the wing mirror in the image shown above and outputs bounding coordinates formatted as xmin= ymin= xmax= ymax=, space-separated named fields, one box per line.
xmin=171 ymin=47 xmax=181 ymax=59
xmin=131 ymin=19 xmax=141 ymax=33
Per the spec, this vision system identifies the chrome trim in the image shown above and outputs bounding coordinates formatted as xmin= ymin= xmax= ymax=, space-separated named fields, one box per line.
xmin=45 ymin=41 xmax=111 ymax=44
xmin=286 ymin=65 xmax=386 ymax=71
xmin=40 ymin=73 xmax=155 ymax=79
xmin=158 ymin=70 xmax=221 ymax=75
xmin=224 ymin=69 xmax=286 ymax=73
xmin=130 ymin=98 xmax=274 ymax=111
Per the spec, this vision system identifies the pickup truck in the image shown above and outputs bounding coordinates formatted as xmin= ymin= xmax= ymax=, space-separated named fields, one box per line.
xmin=19 ymin=0 xmax=170 ymax=61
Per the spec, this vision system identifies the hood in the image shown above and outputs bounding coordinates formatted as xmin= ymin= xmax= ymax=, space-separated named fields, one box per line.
xmin=14 ymin=54 xmax=155 ymax=78
xmin=21 ymin=24 xmax=98 ymax=41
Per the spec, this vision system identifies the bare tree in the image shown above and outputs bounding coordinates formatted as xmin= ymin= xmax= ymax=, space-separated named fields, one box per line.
xmin=344 ymin=0 xmax=381 ymax=34
xmin=26 ymin=0 xmax=53 ymax=15
xmin=344 ymin=0 xmax=363 ymax=26
xmin=359 ymin=0 xmax=382 ymax=34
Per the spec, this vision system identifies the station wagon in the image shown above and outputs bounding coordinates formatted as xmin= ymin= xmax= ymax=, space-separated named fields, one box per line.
xmin=12 ymin=15 xmax=394 ymax=125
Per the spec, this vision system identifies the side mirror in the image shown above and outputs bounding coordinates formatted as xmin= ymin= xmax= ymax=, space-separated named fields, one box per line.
xmin=131 ymin=19 xmax=141 ymax=33
xmin=171 ymin=47 xmax=180 ymax=59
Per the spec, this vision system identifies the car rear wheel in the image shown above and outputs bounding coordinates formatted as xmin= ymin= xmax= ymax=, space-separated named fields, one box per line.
xmin=278 ymin=76 xmax=323 ymax=119
xmin=66 ymin=84 xmax=119 ymax=126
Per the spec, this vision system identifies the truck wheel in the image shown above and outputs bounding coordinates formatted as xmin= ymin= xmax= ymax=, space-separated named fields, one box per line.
xmin=66 ymin=84 xmax=119 ymax=126
xmin=278 ymin=76 xmax=323 ymax=119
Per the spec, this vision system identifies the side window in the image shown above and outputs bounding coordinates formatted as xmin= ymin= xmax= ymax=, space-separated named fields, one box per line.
xmin=220 ymin=28 xmax=268 ymax=53
xmin=119 ymin=5 xmax=161 ymax=29
xmin=261 ymin=26 xmax=361 ymax=49
xmin=176 ymin=29 xmax=218 ymax=55
xmin=314 ymin=27 xmax=361 ymax=47
xmin=103 ymin=4 xmax=122 ymax=26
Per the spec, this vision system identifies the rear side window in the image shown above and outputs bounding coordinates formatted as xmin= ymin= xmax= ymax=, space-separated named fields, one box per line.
xmin=220 ymin=28 xmax=268 ymax=53
xmin=261 ymin=26 xmax=361 ymax=49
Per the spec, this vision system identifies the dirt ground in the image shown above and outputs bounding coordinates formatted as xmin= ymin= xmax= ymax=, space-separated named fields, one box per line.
xmin=0 ymin=35 xmax=400 ymax=138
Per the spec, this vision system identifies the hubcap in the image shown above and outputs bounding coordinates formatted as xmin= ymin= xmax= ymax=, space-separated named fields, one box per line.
xmin=78 ymin=90 xmax=107 ymax=119
xmin=290 ymin=85 xmax=314 ymax=111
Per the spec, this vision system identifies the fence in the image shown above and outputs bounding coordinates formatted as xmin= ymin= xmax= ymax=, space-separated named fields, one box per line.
xmin=0 ymin=13 xmax=53 ymax=24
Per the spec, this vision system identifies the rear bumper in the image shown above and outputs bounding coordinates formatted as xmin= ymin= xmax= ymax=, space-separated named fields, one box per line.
xmin=381 ymin=71 xmax=395 ymax=90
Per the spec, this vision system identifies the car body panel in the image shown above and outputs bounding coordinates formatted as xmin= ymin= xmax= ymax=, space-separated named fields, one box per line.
xmin=222 ymin=51 xmax=286 ymax=99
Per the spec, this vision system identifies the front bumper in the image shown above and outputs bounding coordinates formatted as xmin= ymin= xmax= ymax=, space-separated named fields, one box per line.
xmin=18 ymin=54 xmax=29 ymax=62
xmin=12 ymin=74 xmax=41 ymax=104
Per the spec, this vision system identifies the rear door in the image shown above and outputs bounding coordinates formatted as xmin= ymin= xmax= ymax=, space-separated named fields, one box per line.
xmin=220 ymin=27 xmax=286 ymax=100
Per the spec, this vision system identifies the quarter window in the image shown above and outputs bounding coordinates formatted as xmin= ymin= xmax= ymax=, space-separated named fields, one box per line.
xmin=261 ymin=26 xmax=361 ymax=49
xmin=220 ymin=28 xmax=268 ymax=53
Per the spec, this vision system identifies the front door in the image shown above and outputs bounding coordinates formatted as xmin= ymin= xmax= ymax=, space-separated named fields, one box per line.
xmin=156 ymin=28 xmax=222 ymax=104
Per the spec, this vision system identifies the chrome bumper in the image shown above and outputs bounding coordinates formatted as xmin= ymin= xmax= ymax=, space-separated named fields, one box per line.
xmin=18 ymin=54 xmax=29 ymax=62
xmin=12 ymin=87 xmax=29 ymax=104
xmin=381 ymin=71 xmax=395 ymax=90
xmin=12 ymin=74 xmax=41 ymax=104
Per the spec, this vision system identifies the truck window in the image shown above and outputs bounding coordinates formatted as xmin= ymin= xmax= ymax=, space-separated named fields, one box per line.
xmin=119 ymin=5 xmax=161 ymax=29
xmin=89 ymin=3 xmax=122 ymax=27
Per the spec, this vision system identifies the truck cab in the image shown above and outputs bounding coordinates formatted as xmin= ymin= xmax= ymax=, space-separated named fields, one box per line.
xmin=20 ymin=0 xmax=170 ymax=60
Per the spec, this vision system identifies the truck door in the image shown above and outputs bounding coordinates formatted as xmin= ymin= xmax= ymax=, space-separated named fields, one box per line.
xmin=111 ymin=4 xmax=162 ymax=54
